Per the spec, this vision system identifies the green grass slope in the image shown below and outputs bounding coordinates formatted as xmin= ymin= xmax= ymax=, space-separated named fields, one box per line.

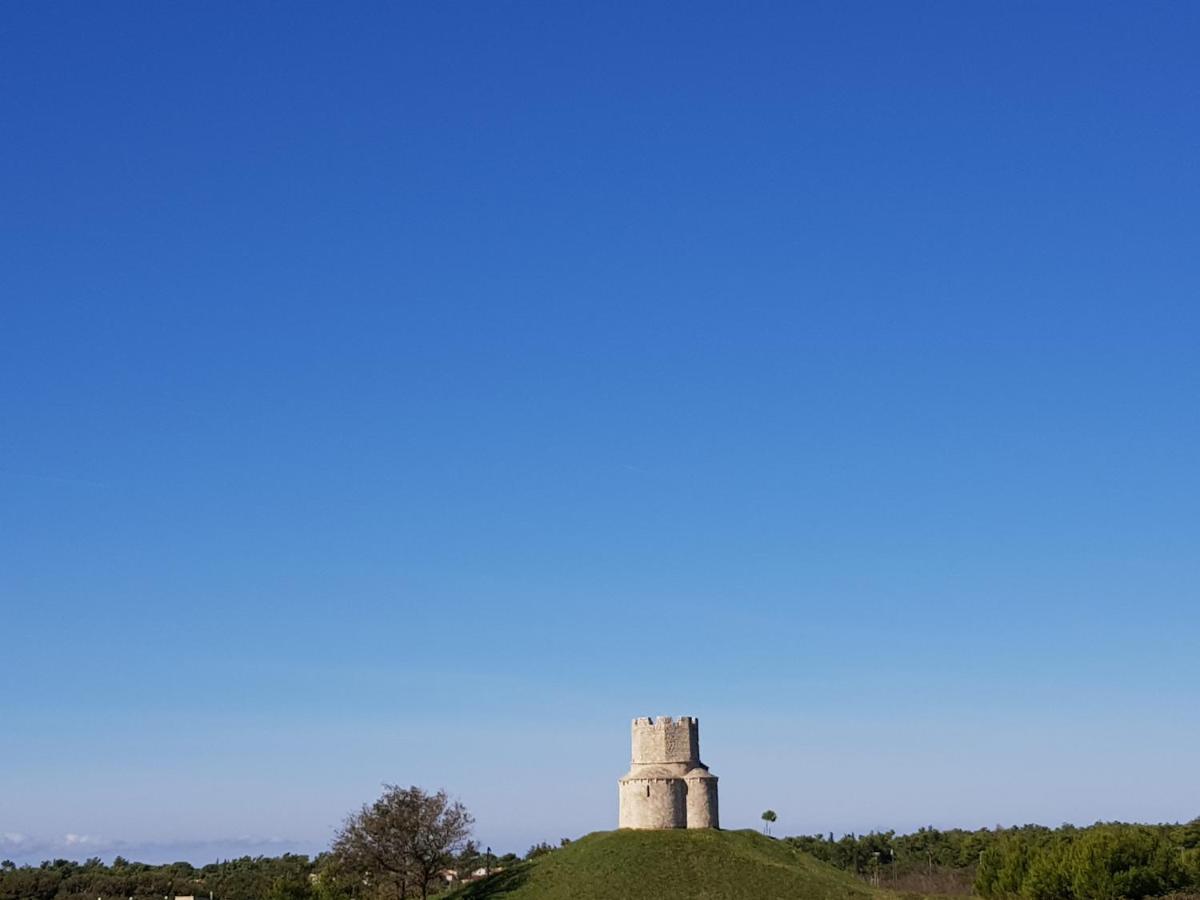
xmin=450 ymin=829 xmax=892 ymax=900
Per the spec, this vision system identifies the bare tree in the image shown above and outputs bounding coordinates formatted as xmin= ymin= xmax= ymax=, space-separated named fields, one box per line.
xmin=333 ymin=784 xmax=474 ymax=900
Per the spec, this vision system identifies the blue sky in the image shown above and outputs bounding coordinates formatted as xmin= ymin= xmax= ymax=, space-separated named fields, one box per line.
xmin=2 ymin=1 xmax=1198 ymax=864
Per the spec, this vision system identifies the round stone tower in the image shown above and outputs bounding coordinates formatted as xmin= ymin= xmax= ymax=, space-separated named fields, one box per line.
xmin=617 ymin=716 xmax=719 ymax=829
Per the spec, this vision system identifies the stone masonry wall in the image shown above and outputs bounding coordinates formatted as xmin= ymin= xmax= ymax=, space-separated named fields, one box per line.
xmin=685 ymin=777 xmax=719 ymax=829
xmin=619 ymin=716 xmax=718 ymax=830
xmin=630 ymin=716 xmax=699 ymax=766
xmin=618 ymin=776 xmax=686 ymax=829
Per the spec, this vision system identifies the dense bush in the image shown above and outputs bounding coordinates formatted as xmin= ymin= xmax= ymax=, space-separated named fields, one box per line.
xmin=786 ymin=819 xmax=1200 ymax=899
xmin=977 ymin=824 xmax=1198 ymax=900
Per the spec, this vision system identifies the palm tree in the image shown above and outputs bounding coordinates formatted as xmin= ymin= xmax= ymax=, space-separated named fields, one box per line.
xmin=761 ymin=810 xmax=777 ymax=835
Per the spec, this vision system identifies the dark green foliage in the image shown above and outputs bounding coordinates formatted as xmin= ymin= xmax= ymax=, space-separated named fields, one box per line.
xmin=787 ymin=819 xmax=1200 ymax=899
xmin=267 ymin=871 xmax=318 ymax=900
xmin=0 ymin=848 xmax=472 ymax=900
xmin=976 ymin=823 xmax=1194 ymax=900
xmin=0 ymin=853 xmax=323 ymax=900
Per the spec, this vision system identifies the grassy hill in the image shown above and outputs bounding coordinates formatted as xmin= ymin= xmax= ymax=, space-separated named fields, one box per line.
xmin=450 ymin=828 xmax=895 ymax=900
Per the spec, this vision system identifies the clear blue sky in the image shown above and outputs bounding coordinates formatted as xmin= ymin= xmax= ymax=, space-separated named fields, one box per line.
xmin=2 ymin=1 xmax=1198 ymax=865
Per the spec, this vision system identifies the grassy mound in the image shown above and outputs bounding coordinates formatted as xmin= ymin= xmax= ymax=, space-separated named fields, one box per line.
xmin=450 ymin=828 xmax=888 ymax=900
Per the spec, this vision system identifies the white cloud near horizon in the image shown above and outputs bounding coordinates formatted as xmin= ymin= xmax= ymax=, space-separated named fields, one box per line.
xmin=0 ymin=831 xmax=308 ymax=866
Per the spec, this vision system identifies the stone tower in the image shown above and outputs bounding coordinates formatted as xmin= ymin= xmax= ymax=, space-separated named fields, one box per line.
xmin=617 ymin=716 xmax=719 ymax=829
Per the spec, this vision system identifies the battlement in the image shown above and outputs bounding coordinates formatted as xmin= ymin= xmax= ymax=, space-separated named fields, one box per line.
xmin=631 ymin=715 xmax=700 ymax=765
xmin=632 ymin=716 xmax=697 ymax=728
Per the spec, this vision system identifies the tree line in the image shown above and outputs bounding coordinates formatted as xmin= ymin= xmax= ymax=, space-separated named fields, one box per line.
xmin=787 ymin=819 xmax=1200 ymax=898
xmin=0 ymin=786 xmax=517 ymax=900
xmin=0 ymin=853 xmax=324 ymax=900
xmin=6 ymin=792 xmax=1200 ymax=900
